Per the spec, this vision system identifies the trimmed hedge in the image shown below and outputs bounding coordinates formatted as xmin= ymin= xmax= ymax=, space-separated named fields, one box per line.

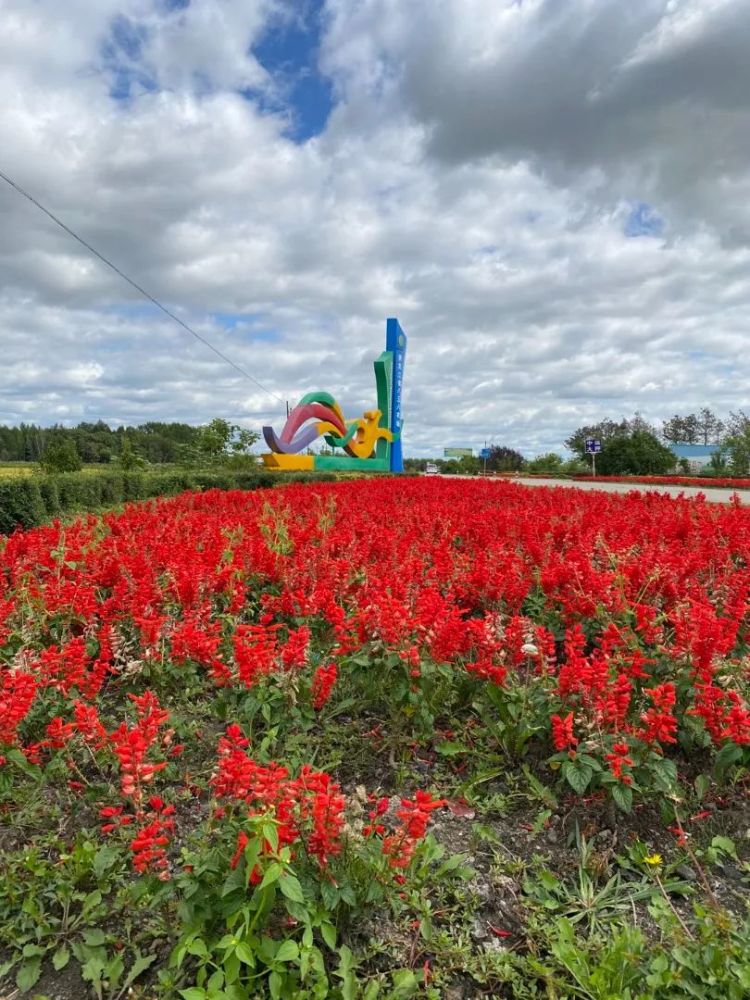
xmin=0 ymin=469 xmax=336 ymax=535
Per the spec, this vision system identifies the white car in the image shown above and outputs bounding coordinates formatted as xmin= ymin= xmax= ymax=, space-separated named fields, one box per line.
xmin=425 ymin=463 xmax=439 ymax=475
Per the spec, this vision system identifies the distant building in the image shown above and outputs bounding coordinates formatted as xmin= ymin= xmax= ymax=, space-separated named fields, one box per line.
xmin=669 ymin=444 xmax=719 ymax=471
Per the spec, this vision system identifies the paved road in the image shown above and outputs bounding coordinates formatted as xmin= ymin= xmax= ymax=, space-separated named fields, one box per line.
xmin=506 ymin=476 xmax=749 ymax=505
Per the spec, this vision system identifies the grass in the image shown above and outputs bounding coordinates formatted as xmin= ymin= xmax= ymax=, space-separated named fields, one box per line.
xmin=5 ymin=722 xmax=749 ymax=999
xmin=0 ymin=462 xmax=35 ymax=477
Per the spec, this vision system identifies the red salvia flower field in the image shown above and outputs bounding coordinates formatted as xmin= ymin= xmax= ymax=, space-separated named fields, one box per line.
xmin=3 ymin=477 xmax=750 ymax=997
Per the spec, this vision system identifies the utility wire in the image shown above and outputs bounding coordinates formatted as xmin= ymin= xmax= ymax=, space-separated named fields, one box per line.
xmin=0 ymin=167 xmax=286 ymax=406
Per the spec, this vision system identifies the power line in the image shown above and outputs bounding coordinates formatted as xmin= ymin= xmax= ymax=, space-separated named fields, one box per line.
xmin=0 ymin=167 xmax=286 ymax=406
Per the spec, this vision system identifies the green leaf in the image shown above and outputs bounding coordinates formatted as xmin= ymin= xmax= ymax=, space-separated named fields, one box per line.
xmin=104 ymin=953 xmax=124 ymax=990
xmin=207 ymin=969 xmax=224 ymax=992
xmin=82 ymin=890 xmax=103 ymax=916
xmin=339 ymin=885 xmax=357 ymax=906
xmin=320 ymin=880 xmax=340 ymax=910
xmin=274 ymin=940 xmax=299 ymax=963
xmin=16 ymin=957 xmax=42 ymax=992
xmin=562 ymin=761 xmax=594 ymax=795
xmin=284 ymin=900 xmax=309 ymax=923
xmin=179 ymin=989 xmax=207 ymax=1000
xmin=335 ymin=945 xmax=355 ymax=978
xmin=223 ymin=987 xmax=247 ymax=1000
xmin=279 ymin=873 xmax=305 ymax=904
xmin=350 ymin=654 xmax=372 ymax=667
xmin=269 ymin=970 xmax=282 ymax=999
xmin=576 ymin=754 xmax=603 ymax=772
xmin=92 ymin=844 xmax=119 ymax=878
xmin=694 ymin=773 xmax=711 ymax=802
xmin=258 ymin=862 xmax=283 ymax=890
xmin=713 ymin=742 xmax=743 ymax=778
xmin=435 ymin=741 xmax=467 ymax=756
xmin=537 ymin=870 xmax=560 ymax=892
xmin=121 ymin=952 xmax=157 ymax=990
xmin=81 ymin=956 xmax=105 ymax=1000
xmin=651 ymin=758 xmax=678 ymax=792
xmin=531 ymin=808 xmax=552 ymax=836
xmin=391 ymin=968 xmax=419 ymax=997
xmin=321 ymin=922 xmax=337 ymax=950
xmin=611 ymin=783 xmax=633 ymax=813
xmin=234 ymin=942 xmax=256 ymax=967
xmin=53 ymin=946 xmax=70 ymax=971
xmin=436 ymin=853 xmax=471 ymax=876
xmin=187 ymin=938 xmax=208 ymax=958
xmin=300 ymin=947 xmax=311 ymax=981
xmin=221 ymin=863 xmax=248 ymax=898
xmin=711 ymin=835 xmax=737 ymax=859
xmin=262 ymin=822 xmax=279 ymax=853
xmin=4 ymin=747 xmax=40 ymax=779
xmin=82 ymin=928 xmax=106 ymax=947
xmin=223 ymin=951 xmax=240 ymax=985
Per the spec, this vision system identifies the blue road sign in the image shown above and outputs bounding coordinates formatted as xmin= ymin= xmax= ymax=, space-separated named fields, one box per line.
xmin=480 ymin=447 xmax=491 ymax=460
xmin=585 ymin=438 xmax=602 ymax=454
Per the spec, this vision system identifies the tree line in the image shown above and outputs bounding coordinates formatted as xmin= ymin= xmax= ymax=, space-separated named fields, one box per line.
xmin=566 ymin=409 xmax=750 ymax=475
xmin=0 ymin=420 xmax=260 ymax=472
xmin=406 ymin=407 xmax=750 ymax=477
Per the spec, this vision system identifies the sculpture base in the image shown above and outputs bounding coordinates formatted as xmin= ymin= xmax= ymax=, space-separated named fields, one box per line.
xmin=261 ymin=453 xmax=391 ymax=473
xmin=262 ymin=453 xmax=315 ymax=471
xmin=315 ymin=455 xmax=390 ymax=472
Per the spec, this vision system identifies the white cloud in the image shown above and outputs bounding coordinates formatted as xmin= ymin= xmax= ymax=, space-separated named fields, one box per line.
xmin=1 ymin=0 xmax=750 ymax=457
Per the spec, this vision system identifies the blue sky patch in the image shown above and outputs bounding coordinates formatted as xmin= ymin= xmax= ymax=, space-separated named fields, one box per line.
xmin=625 ymin=202 xmax=664 ymax=238
xmin=102 ymin=15 xmax=155 ymax=99
xmin=251 ymin=0 xmax=334 ymax=141
xmin=211 ymin=313 xmax=279 ymax=342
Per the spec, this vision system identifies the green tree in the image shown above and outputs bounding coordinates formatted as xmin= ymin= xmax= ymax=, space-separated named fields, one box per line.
xmin=596 ymin=431 xmax=675 ymax=476
xmin=486 ymin=445 xmax=525 ymax=472
xmin=195 ymin=418 xmax=232 ymax=461
xmin=117 ymin=435 xmax=145 ymax=471
xmin=722 ymin=413 xmax=750 ymax=475
xmin=526 ymin=452 xmax=564 ymax=474
xmin=39 ymin=437 xmax=83 ymax=473
xmin=229 ymin=427 xmax=261 ymax=467
xmin=455 ymin=454 xmax=480 ymax=475
xmin=696 ymin=407 xmax=725 ymax=445
xmin=662 ymin=409 xmax=724 ymax=446
xmin=72 ymin=420 xmax=113 ymax=463
xmin=707 ymin=448 xmax=728 ymax=474
xmin=562 ymin=457 xmax=589 ymax=475
xmin=192 ymin=418 xmax=260 ymax=467
xmin=662 ymin=413 xmax=699 ymax=444
xmin=565 ymin=419 xmax=630 ymax=460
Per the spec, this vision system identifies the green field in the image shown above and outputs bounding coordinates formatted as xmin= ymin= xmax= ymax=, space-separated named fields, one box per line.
xmin=0 ymin=463 xmax=35 ymax=477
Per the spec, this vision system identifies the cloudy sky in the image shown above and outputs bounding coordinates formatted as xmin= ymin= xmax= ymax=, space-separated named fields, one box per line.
xmin=2 ymin=0 xmax=749 ymax=456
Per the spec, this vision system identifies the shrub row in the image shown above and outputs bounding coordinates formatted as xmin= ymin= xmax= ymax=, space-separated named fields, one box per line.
xmin=0 ymin=469 xmax=335 ymax=534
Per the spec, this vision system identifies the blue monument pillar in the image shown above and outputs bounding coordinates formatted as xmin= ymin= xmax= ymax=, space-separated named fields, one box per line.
xmin=386 ymin=317 xmax=407 ymax=473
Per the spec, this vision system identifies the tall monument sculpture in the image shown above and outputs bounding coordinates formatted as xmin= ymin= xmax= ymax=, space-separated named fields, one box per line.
xmin=262 ymin=318 xmax=407 ymax=473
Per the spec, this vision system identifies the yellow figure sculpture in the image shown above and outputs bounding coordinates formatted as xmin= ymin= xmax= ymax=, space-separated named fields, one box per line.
xmin=344 ymin=410 xmax=394 ymax=459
